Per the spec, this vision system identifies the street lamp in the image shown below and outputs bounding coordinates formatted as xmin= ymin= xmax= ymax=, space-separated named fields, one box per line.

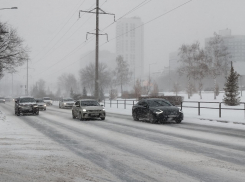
xmin=0 ymin=7 xmax=18 ymax=10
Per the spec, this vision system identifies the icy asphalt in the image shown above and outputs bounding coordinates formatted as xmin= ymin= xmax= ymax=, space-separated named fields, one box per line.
xmin=0 ymin=102 xmax=245 ymax=182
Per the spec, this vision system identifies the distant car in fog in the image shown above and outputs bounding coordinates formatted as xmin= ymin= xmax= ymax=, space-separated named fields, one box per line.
xmin=4 ymin=97 xmax=12 ymax=102
xmin=35 ymin=98 xmax=46 ymax=111
xmin=43 ymin=97 xmax=53 ymax=105
xmin=0 ymin=97 xmax=5 ymax=103
xmin=59 ymin=98 xmax=75 ymax=109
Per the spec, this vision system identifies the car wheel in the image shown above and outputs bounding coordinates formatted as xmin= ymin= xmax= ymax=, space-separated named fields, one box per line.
xmin=101 ymin=117 xmax=105 ymax=120
xmin=72 ymin=111 xmax=76 ymax=119
xmin=175 ymin=119 xmax=182 ymax=124
xmin=149 ymin=112 xmax=157 ymax=124
xmin=59 ymin=104 xmax=61 ymax=108
xmin=17 ymin=109 xmax=20 ymax=116
xmin=132 ymin=111 xmax=139 ymax=121
xmin=78 ymin=112 xmax=83 ymax=121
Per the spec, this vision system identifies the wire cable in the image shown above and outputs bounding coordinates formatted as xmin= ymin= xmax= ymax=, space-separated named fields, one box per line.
xmin=36 ymin=0 xmax=192 ymax=80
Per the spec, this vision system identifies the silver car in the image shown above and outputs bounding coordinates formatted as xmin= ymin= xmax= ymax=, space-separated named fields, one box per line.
xmin=0 ymin=97 xmax=5 ymax=103
xmin=35 ymin=98 xmax=46 ymax=111
xmin=72 ymin=99 xmax=106 ymax=120
xmin=59 ymin=98 xmax=75 ymax=109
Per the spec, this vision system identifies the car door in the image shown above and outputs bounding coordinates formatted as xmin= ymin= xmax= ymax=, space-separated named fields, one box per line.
xmin=140 ymin=101 xmax=149 ymax=118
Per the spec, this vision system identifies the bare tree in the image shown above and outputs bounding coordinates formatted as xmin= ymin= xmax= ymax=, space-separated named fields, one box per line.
xmin=150 ymin=82 xmax=159 ymax=97
xmin=0 ymin=22 xmax=29 ymax=78
xmin=58 ymin=73 xmax=78 ymax=96
xmin=178 ymin=42 xmax=200 ymax=99
xmin=173 ymin=82 xmax=181 ymax=96
xmin=205 ymin=33 xmax=230 ymax=99
xmin=114 ymin=55 xmax=132 ymax=93
xmin=79 ymin=62 xmax=111 ymax=95
xmin=133 ymin=79 xmax=142 ymax=99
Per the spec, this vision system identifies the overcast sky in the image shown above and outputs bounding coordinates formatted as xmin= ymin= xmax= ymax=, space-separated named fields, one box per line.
xmin=1 ymin=0 xmax=245 ymax=90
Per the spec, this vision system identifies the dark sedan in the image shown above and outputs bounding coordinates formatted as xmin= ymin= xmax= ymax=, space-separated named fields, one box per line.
xmin=132 ymin=98 xmax=183 ymax=124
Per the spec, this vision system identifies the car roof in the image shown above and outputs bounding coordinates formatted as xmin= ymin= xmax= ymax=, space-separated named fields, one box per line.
xmin=141 ymin=98 xmax=167 ymax=101
xmin=78 ymin=99 xmax=97 ymax=102
xmin=19 ymin=96 xmax=34 ymax=99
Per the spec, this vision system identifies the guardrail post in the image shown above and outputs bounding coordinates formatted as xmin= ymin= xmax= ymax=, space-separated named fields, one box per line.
xmin=181 ymin=102 xmax=182 ymax=111
xmin=219 ymin=103 xmax=221 ymax=118
xmin=133 ymin=100 xmax=134 ymax=106
xmin=117 ymin=100 xmax=118 ymax=108
xmin=124 ymin=100 xmax=126 ymax=109
xmin=198 ymin=102 xmax=200 ymax=115
xmin=104 ymin=99 xmax=105 ymax=107
xmin=110 ymin=99 xmax=111 ymax=108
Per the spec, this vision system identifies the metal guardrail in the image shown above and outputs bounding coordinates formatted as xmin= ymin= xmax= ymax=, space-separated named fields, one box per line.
xmin=104 ymin=99 xmax=245 ymax=118
xmin=180 ymin=101 xmax=245 ymax=118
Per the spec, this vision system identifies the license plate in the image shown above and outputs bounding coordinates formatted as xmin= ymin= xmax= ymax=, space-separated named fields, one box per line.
xmin=91 ymin=113 xmax=99 ymax=116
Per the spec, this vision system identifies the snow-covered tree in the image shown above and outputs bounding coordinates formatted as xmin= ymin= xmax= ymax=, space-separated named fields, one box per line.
xmin=223 ymin=62 xmax=240 ymax=106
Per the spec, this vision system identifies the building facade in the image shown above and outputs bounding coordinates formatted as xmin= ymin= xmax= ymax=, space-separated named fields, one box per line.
xmin=116 ymin=17 xmax=144 ymax=82
xmin=205 ymin=29 xmax=245 ymax=75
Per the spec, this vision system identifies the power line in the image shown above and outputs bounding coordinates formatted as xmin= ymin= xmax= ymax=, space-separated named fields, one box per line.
xmin=36 ymin=0 xmax=192 ymax=80
xmin=32 ymin=0 xmax=87 ymax=60
xmin=33 ymin=1 xmax=107 ymax=65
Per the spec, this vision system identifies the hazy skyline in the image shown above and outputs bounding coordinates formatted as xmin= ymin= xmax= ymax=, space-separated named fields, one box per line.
xmin=1 ymin=0 xmax=245 ymax=92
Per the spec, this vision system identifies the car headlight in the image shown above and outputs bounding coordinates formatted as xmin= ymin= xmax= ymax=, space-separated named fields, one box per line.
xmin=64 ymin=103 xmax=66 ymax=105
xmin=83 ymin=109 xmax=86 ymax=112
xmin=179 ymin=108 xmax=182 ymax=113
xmin=102 ymin=108 xmax=105 ymax=111
xmin=153 ymin=109 xmax=163 ymax=114
xmin=44 ymin=104 xmax=46 ymax=107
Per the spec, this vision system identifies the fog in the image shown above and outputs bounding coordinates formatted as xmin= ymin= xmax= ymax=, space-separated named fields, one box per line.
xmin=1 ymin=0 xmax=245 ymax=95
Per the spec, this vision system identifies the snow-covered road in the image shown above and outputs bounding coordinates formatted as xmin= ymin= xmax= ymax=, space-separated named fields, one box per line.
xmin=1 ymin=102 xmax=245 ymax=182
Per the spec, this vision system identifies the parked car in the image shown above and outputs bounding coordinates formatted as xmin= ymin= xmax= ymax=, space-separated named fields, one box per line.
xmin=59 ymin=98 xmax=75 ymax=109
xmin=72 ymin=99 xmax=105 ymax=120
xmin=0 ymin=97 xmax=5 ymax=103
xmin=35 ymin=98 xmax=46 ymax=111
xmin=132 ymin=98 xmax=183 ymax=124
xmin=43 ymin=97 xmax=53 ymax=105
xmin=15 ymin=96 xmax=39 ymax=116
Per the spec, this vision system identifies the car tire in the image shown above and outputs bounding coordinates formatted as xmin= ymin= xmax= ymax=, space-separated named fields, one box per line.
xmin=132 ymin=111 xmax=139 ymax=121
xmin=101 ymin=117 xmax=105 ymax=120
xmin=59 ymin=104 xmax=61 ymax=108
xmin=175 ymin=119 xmax=182 ymax=124
xmin=149 ymin=112 xmax=157 ymax=124
xmin=17 ymin=109 xmax=20 ymax=116
xmin=72 ymin=111 xmax=76 ymax=119
xmin=78 ymin=112 xmax=83 ymax=121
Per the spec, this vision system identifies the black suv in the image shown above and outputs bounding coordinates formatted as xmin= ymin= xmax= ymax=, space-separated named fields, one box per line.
xmin=15 ymin=96 xmax=39 ymax=116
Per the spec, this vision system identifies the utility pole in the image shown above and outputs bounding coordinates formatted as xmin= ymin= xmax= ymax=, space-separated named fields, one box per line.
xmin=79 ymin=0 xmax=115 ymax=101
xmin=26 ymin=59 xmax=28 ymax=96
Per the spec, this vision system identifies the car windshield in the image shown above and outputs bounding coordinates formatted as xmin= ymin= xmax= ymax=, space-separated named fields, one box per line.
xmin=43 ymin=97 xmax=50 ymax=100
xmin=64 ymin=99 xmax=73 ymax=101
xmin=147 ymin=100 xmax=172 ymax=107
xmin=81 ymin=101 xmax=100 ymax=106
xmin=20 ymin=98 xmax=36 ymax=103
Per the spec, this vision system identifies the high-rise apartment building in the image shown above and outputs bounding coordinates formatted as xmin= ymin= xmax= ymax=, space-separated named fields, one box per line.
xmin=116 ymin=17 xmax=144 ymax=82
xmin=205 ymin=29 xmax=245 ymax=75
